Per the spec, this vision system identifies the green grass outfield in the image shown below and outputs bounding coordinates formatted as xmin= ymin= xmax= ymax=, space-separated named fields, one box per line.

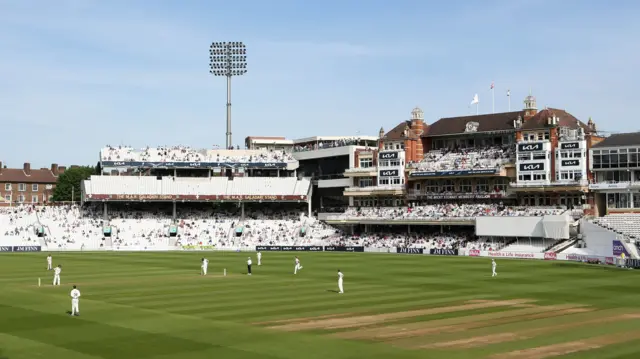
xmin=1 ymin=252 xmax=640 ymax=359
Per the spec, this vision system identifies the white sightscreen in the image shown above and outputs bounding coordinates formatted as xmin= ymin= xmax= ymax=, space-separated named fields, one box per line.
xmin=476 ymin=216 xmax=545 ymax=237
xmin=541 ymin=215 xmax=571 ymax=239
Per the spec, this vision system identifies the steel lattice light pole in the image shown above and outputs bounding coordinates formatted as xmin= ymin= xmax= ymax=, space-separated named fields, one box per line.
xmin=209 ymin=42 xmax=247 ymax=149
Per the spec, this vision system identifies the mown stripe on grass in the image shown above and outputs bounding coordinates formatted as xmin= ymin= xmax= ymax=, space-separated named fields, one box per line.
xmin=207 ymin=294 xmax=487 ymax=320
xmin=269 ymin=299 xmax=535 ymax=331
xmin=336 ymin=303 xmax=586 ymax=340
xmin=420 ymin=313 xmax=640 ymax=349
xmin=490 ymin=330 xmax=640 ymax=359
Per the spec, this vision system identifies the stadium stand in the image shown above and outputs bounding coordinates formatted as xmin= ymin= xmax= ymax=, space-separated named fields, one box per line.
xmin=0 ymin=206 xmax=41 ymax=246
xmin=408 ymin=145 xmax=515 ymax=172
xmin=293 ymin=138 xmax=363 ymax=152
xmin=327 ymin=205 xmax=564 ymax=221
xmin=100 ymin=146 xmax=295 ymax=163
xmin=591 ymin=214 xmax=640 ymax=239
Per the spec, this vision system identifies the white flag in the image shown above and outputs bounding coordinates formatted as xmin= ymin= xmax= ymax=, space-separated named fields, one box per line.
xmin=470 ymin=94 xmax=479 ymax=105
xmin=507 ymin=89 xmax=511 ymax=97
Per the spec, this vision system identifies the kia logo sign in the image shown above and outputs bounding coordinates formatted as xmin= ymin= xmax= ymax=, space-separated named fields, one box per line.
xmin=519 ymin=163 xmax=544 ymax=171
xmin=379 ymin=152 xmax=398 ymax=159
xmin=561 ymin=142 xmax=579 ymax=149
xmin=544 ymin=252 xmax=557 ymax=260
xmin=379 ymin=170 xmax=399 ymax=177
xmin=518 ymin=143 xmax=543 ymax=152
xmin=188 ymin=162 xmax=201 ymax=167
xmin=469 ymin=249 xmax=480 ymax=257
xmin=264 ymin=163 xmax=277 ymax=167
xmin=561 ymin=160 xmax=580 ymax=167
xmin=113 ymin=162 xmax=125 ymax=166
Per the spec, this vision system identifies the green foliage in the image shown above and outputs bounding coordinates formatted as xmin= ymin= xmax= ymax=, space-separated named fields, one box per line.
xmin=52 ymin=166 xmax=94 ymax=202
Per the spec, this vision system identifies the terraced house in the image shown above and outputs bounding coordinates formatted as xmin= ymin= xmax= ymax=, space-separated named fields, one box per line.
xmin=0 ymin=162 xmax=65 ymax=206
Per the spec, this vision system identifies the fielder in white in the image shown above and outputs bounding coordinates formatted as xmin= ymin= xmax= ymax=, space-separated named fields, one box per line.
xmin=337 ymin=269 xmax=344 ymax=294
xmin=70 ymin=285 xmax=81 ymax=316
xmin=201 ymin=258 xmax=209 ymax=275
xmin=47 ymin=254 xmax=52 ymax=270
xmin=294 ymin=256 xmax=303 ymax=274
xmin=257 ymin=251 xmax=262 ymax=266
xmin=492 ymin=259 xmax=497 ymax=277
xmin=53 ymin=265 xmax=62 ymax=286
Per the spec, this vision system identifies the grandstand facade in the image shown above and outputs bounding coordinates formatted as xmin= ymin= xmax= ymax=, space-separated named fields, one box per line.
xmin=589 ymin=132 xmax=640 ymax=215
xmin=4 ymin=94 xmax=640 ymax=262
xmin=292 ymin=135 xmax=379 ymax=212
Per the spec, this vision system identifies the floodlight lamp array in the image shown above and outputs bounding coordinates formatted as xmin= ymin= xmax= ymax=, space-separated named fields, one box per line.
xmin=209 ymin=42 xmax=247 ymax=76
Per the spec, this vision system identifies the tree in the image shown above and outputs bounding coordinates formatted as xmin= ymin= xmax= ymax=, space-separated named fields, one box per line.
xmin=52 ymin=166 xmax=95 ymax=202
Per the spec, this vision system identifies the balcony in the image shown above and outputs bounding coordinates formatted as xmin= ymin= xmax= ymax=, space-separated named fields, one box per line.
xmin=343 ymin=185 xmax=405 ymax=196
xmin=407 ymin=189 xmax=508 ymax=200
xmin=509 ymin=179 xmax=589 ymax=192
xmin=589 ymin=181 xmax=632 ymax=190
xmin=344 ymin=167 xmax=377 ymax=177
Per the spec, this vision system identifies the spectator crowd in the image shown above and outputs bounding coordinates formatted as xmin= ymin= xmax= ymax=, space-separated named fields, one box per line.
xmin=329 ymin=204 xmax=564 ymax=221
xmin=1 ymin=202 xmax=564 ymax=252
xmin=101 ymin=145 xmax=294 ymax=163
xmin=408 ymin=145 xmax=515 ymax=172
xmin=293 ymin=138 xmax=370 ymax=152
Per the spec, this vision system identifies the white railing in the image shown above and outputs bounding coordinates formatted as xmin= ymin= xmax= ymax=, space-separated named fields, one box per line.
xmin=510 ymin=179 xmax=588 ymax=187
xmin=344 ymin=185 xmax=405 ymax=192
xmin=344 ymin=167 xmax=376 ymax=173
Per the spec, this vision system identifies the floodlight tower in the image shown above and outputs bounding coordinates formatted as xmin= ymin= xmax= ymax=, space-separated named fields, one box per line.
xmin=209 ymin=42 xmax=247 ymax=149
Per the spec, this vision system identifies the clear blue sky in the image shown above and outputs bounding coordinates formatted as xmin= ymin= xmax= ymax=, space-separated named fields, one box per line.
xmin=1 ymin=0 xmax=638 ymax=167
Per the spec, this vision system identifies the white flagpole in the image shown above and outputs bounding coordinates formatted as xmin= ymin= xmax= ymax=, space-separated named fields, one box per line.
xmin=507 ymin=89 xmax=511 ymax=111
xmin=476 ymin=102 xmax=479 ymax=115
xmin=492 ymin=87 xmax=495 ymax=113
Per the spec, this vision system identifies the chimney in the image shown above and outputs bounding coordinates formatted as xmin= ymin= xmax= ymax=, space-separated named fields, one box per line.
xmin=58 ymin=166 xmax=66 ymax=174
xmin=0 ymin=161 xmax=3 ymax=173
xmin=51 ymin=163 xmax=59 ymax=174
xmin=23 ymin=162 xmax=31 ymax=175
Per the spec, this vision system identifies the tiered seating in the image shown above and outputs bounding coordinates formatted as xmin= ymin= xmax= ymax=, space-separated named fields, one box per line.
xmin=0 ymin=207 xmax=40 ymax=246
xmin=327 ymin=231 xmax=473 ymax=249
xmin=463 ymin=238 xmax=505 ymax=251
xmin=84 ymin=176 xmax=311 ymax=197
xmin=592 ymin=214 xmax=640 ymax=239
xmin=328 ymin=205 xmax=564 ymax=221
xmin=101 ymin=146 xmax=295 ymax=163
xmin=408 ymin=145 xmax=515 ymax=172
xmin=1 ymin=204 xmax=330 ymax=250
xmin=37 ymin=206 xmax=104 ymax=249
xmin=500 ymin=239 xmax=553 ymax=253
xmin=242 ymin=215 xmax=302 ymax=247
xmin=294 ymin=138 xmax=362 ymax=152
